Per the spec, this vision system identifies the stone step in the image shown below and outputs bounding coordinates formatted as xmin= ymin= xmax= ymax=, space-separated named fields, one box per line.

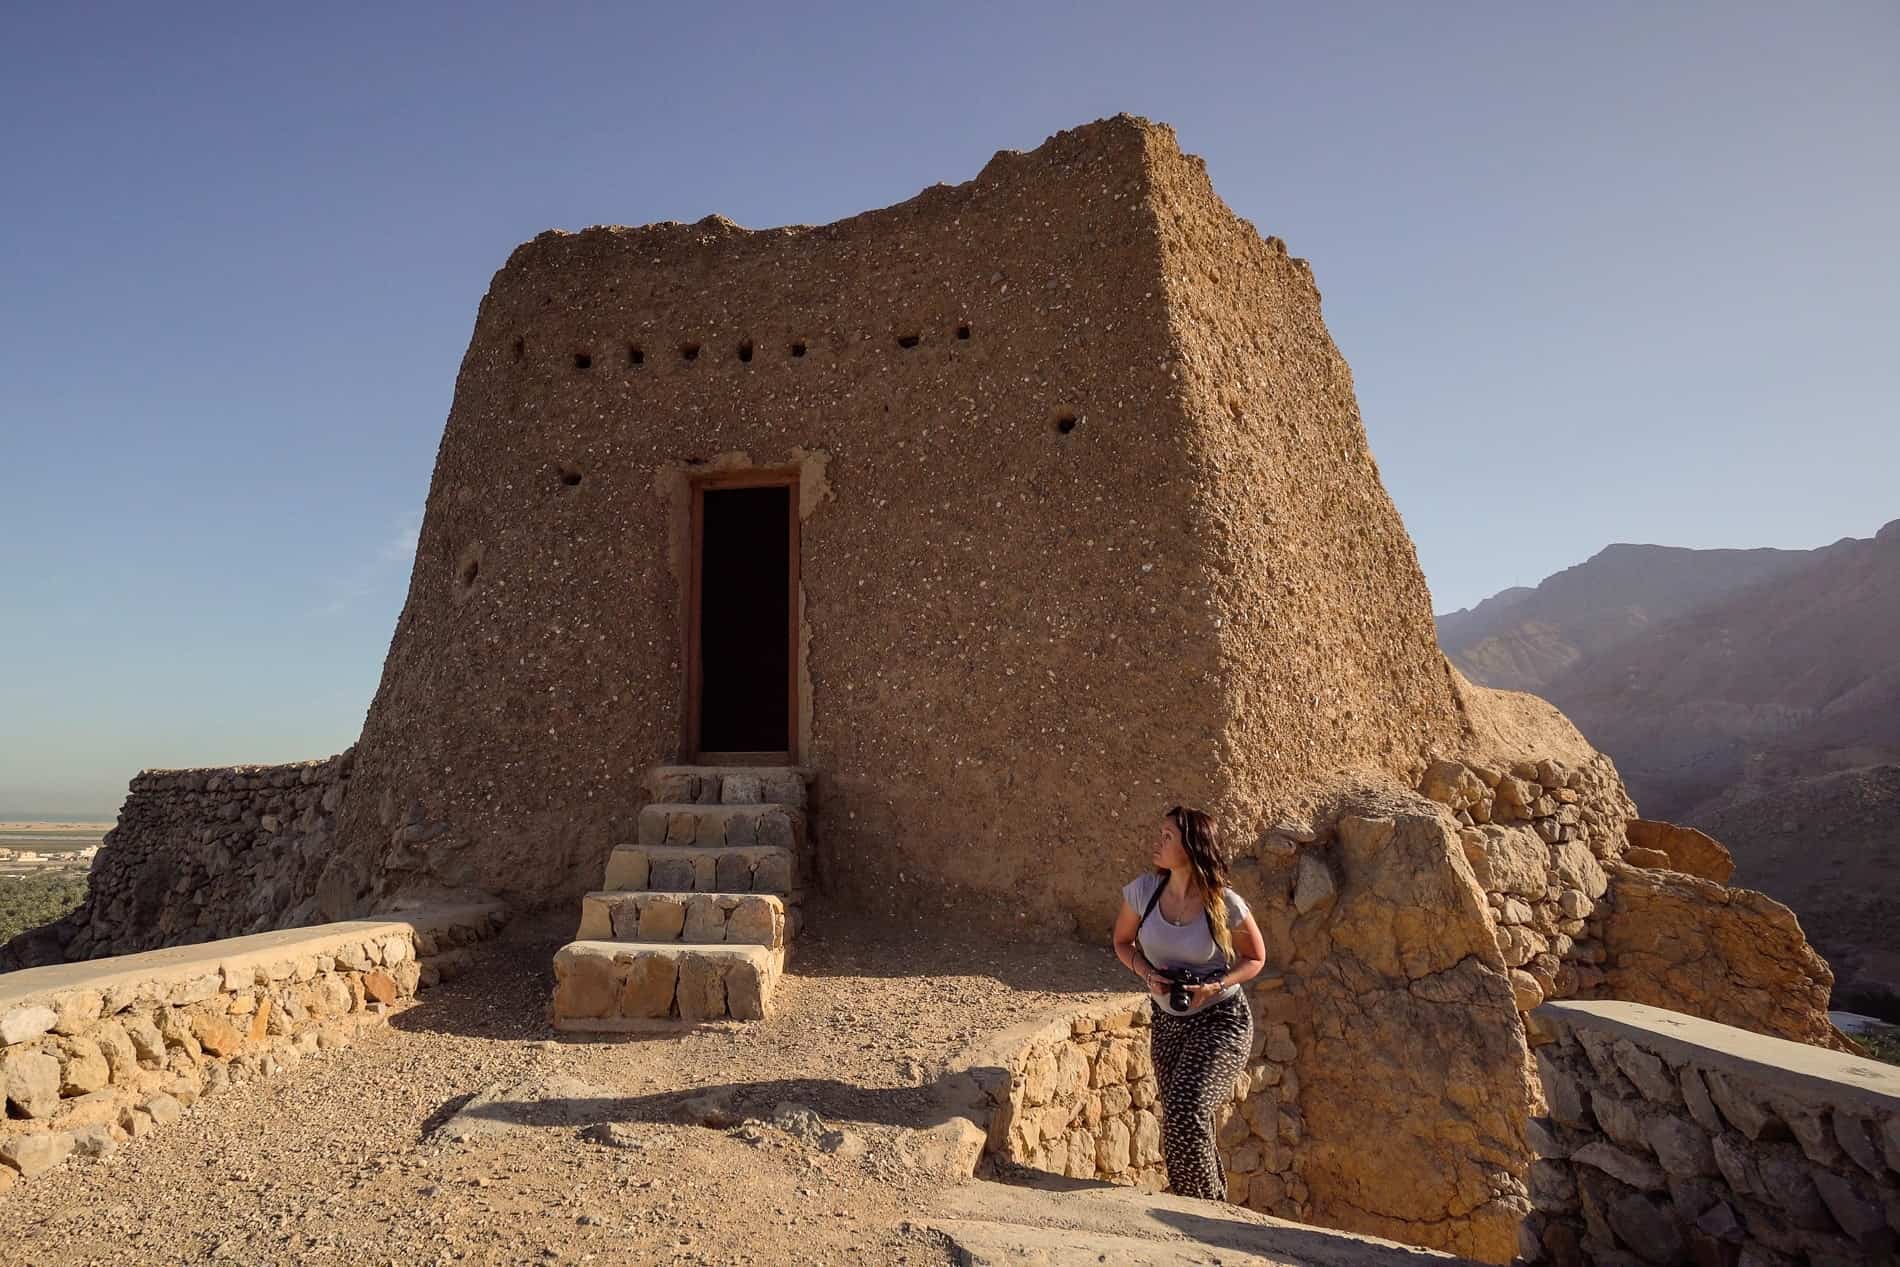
xmin=550 ymin=941 xmax=784 ymax=1026
xmin=603 ymin=844 xmax=801 ymax=895
xmin=575 ymin=891 xmax=795 ymax=949
xmin=646 ymin=766 xmax=810 ymax=809
xmin=636 ymin=802 xmax=806 ymax=851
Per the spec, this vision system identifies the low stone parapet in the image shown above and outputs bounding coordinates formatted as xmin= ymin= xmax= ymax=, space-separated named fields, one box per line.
xmin=0 ymin=905 xmax=503 ymax=1196
xmin=1522 ymin=1000 xmax=1900 ymax=1265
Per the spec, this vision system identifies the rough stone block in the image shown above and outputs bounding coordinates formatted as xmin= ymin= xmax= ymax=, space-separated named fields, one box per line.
xmin=756 ymin=811 xmax=796 ymax=850
xmin=1810 ymin=1166 xmax=1893 ymax=1250
xmin=753 ymin=851 xmax=794 ymax=894
xmin=758 ymin=772 xmax=806 ymax=807
xmin=1706 ymin=1070 xmax=1779 ymax=1140
xmin=1607 ymin=1191 xmax=1681 ymax=1264
xmin=649 ymin=857 xmax=696 ymax=891
xmin=1571 ymin=1140 xmax=1664 ymax=1190
xmin=724 ymin=961 xmax=768 ymax=1021
xmin=1830 ymin=1112 xmax=1884 ymax=1178
xmin=0 ymin=1130 xmax=74 ymax=1178
xmin=619 ymin=955 xmax=678 ymax=1019
xmin=576 ymin=897 xmax=612 ymax=941
xmin=720 ymin=774 xmax=763 ymax=804
xmin=638 ymin=896 xmax=686 ymax=942
xmin=1529 ymin=1159 xmax=1579 ymax=1213
xmin=55 ymin=1037 xmax=110 ymax=1096
xmin=663 ymin=811 xmax=697 ymax=847
xmin=675 ymin=955 xmax=726 ymax=1022
xmin=1712 ymin=1132 xmax=1764 ymax=1199
xmin=1539 ymin=1051 xmax=1593 ymax=1130
xmin=726 ymin=896 xmax=778 ymax=946
xmin=1 ymin=1005 xmax=59 ymax=1047
xmin=713 ymin=852 xmax=750 ymax=892
xmin=1644 ymin=1113 xmax=1714 ymax=1178
xmin=1591 ymin=1089 xmax=1650 ymax=1151
xmin=551 ymin=945 xmax=626 ymax=1020
xmin=3 ymin=1049 xmax=63 ymax=1118
xmin=682 ymin=895 xmax=724 ymax=942
xmin=1757 ymin=1145 xmax=1830 ymax=1230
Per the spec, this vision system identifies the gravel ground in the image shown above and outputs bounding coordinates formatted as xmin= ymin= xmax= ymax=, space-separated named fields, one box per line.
xmin=0 ymin=904 xmax=1131 ymax=1266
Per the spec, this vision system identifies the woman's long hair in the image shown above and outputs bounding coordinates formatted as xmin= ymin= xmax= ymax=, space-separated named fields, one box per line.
xmin=1161 ymin=805 xmax=1233 ymax=962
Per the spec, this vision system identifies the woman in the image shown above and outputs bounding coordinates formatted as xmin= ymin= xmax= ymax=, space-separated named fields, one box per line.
xmin=1111 ymin=805 xmax=1268 ymax=1200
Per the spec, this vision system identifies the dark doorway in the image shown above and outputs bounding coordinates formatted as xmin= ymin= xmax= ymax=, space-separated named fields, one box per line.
xmin=690 ymin=480 xmax=796 ymax=758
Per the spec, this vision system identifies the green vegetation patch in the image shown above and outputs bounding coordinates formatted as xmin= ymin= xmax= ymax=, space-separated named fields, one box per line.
xmin=1859 ymin=1025 xmax=1900 ymax=1068
xmin=0 ymin=872 xmax=88 ymax=943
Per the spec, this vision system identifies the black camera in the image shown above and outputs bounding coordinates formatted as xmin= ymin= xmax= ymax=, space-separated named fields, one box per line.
xmin=1161 ymin=967 xmax=1222 ymax=1012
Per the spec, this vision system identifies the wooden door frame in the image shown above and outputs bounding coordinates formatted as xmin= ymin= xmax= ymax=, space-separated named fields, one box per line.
xmin=685 ymin=470 xmax=800 ymax=765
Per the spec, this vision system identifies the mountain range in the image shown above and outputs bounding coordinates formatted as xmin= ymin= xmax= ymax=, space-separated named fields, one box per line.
xmin=1438 ymin=518 xmax=1900 ymax=1013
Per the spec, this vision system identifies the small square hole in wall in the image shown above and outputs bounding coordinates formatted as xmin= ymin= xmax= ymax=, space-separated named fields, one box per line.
xmin=558 ymin=464 xmax=583 ymax=488
xmin=629 ymin=344 xmax=644 ymax=366
xmin=956 ymin=323 xmax=971 ymax=340
xmin=737 ymin=339 xmax=754 ymax=363
xmin=680 ymin=342 xmax=700 ymax=362
xmin=789 ymin=340 xmax=807 ymax=358
xmin=1054 ymin=410 xmax=1078 ymax=435
xmin=574 ymin=353 xmax=593 ymax=370
xmin=896 ymin=333 xmax=921 ymax=349
xmin=513 ymin=337 xmax=525 ymax=361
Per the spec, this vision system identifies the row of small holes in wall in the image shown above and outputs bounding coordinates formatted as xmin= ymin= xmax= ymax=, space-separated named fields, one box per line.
xmin=537 ymin=323 xmax=975 ymax=371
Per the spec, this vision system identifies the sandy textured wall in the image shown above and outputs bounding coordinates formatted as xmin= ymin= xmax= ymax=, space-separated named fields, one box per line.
xmin=1141 ymin=133 xmax=1469 ymax=834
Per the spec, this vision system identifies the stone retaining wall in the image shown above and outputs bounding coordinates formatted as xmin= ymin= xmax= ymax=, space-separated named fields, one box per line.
xmin=2 ymin=752 xmax=355 ymax=968
xmin=0 ymin=906 xmax=501 ymax=1198
xmin=971 ymin=998 xmax=1167 ymax=1190
xmin=1522 ymin=1000 xmax=1900 ymax=1266
xmin=965 ymin=995 xmax=1302 ymax=1206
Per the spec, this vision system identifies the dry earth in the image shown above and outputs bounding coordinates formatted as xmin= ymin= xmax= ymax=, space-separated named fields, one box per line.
xmin=0 ymin=906 xmax=1143 ymax=1266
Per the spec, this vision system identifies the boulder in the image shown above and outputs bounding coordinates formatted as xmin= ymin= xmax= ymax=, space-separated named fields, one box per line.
xmin=1624 ymin=819 xmax=1735 ymax=884
xmin=0 ymin=1130 xmax=74 ymax=1178
xmin=3 ymin=1049 xmax=63 ymax=1118
xmin=0 ymin=1005 xmax=57 ymax=1047
xmin=1598 ymin=864 xmax=1836 ymax=1047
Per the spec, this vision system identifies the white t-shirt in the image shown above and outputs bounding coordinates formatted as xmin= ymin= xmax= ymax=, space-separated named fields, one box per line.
xmin=1122 ymin=873 xmax=1249 ymax=1016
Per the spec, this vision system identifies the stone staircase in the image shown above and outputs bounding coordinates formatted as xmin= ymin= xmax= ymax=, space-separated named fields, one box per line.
xmin=549 ymin=766 xmax=811 ymax=1030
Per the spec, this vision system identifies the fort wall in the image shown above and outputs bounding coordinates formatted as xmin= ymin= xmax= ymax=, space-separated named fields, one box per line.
xmin=3 ymin=753 xmax=354 ymax=968
xmin=319 ymin=115 xmax=1474 ymax=934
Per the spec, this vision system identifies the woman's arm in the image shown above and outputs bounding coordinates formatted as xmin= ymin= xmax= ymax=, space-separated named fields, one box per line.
xmin=1111 ymin=899 xmax=1167 ymax=995
xmin=1188 ymin=908 xmax=1268 ymax=1008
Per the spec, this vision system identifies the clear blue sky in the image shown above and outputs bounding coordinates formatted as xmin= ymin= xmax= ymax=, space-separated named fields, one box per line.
xmin=3 ymin=3 xmax=1895 ymax=817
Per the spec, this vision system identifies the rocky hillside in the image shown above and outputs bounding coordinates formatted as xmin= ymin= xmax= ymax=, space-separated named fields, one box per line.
xmin=1439 ymin=517 xmax=1900 ymax=1014
xmin=1437 ymin=543 xmax=1814 ymax=693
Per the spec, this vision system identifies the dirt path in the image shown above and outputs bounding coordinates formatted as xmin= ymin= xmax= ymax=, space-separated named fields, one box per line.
xmin=0 ymin=906 xmax=1132 ymax=1266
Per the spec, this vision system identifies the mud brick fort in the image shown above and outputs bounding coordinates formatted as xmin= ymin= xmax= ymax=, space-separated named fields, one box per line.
xmin=5 ymin=118 xmax=1896 ymax=1266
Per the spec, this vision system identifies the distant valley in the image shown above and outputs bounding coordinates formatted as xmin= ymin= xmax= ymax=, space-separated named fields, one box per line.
xmin=1439 ymin=519 xmax=1900 ymax=1014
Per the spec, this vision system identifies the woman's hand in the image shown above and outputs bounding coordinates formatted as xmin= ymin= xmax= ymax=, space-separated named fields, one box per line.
xmin=1143 ymin=970 xmax=1170 ymax=997
xmin=1186 ymin=981 xmax=1225 ymax=1010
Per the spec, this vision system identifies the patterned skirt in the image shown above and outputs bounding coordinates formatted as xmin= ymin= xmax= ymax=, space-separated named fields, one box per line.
xmin=1149 ymin=991 xmax=1253 ymax=1200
